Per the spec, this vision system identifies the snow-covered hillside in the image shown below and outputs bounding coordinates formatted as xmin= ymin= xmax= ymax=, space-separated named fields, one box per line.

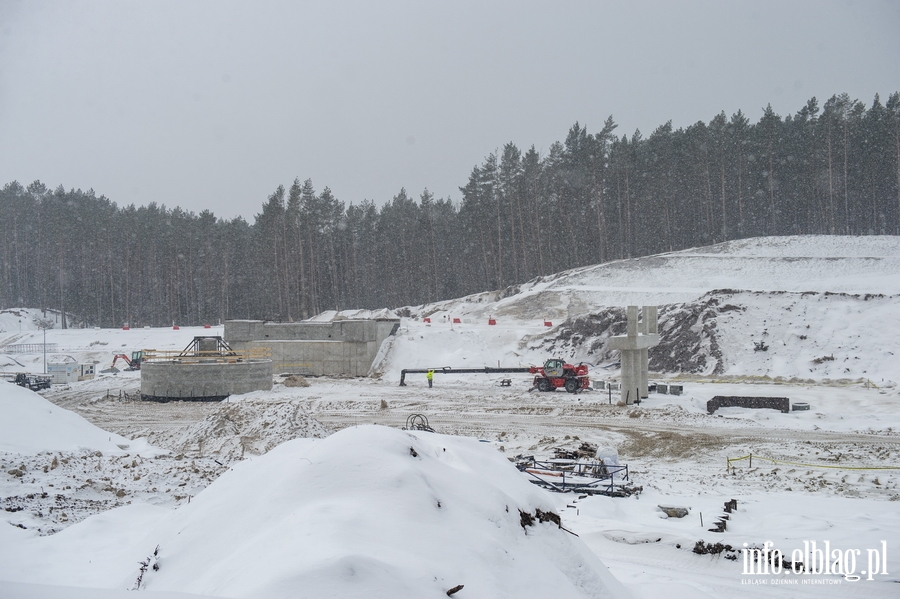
xmin=403 ymin=236 xmax=900 ymax=321
xmin=383 ymin=236 xmax=900 ymax=384
xmin=0 ymin=309 xmax=223 ymax=375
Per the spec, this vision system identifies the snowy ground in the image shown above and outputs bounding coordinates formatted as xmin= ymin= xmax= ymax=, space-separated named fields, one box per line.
xmin=2 ymin=236 xmax=900 ymax=597
xmin=3 ymin=374 xmax=898 ymax=597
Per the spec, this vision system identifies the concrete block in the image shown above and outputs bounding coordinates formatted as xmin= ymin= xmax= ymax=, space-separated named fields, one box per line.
xmin=707 ymin=396 xmax=789 ymax=414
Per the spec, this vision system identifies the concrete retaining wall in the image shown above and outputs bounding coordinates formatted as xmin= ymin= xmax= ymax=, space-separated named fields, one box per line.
xmin=707 ymin=396 xmax=790 ymax=414
xmin=225 ymin=318 xmax=399 ymax=376
xmin=140 ymin=360 xmax=273 ymax=402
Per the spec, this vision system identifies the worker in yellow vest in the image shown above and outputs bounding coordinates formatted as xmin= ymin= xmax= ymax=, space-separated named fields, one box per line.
xmin=426 ymin=369 xmax=434 ymax=388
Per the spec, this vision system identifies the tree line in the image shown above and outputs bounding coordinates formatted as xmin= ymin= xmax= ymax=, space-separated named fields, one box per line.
xmin=1 ymin=92 xmax=899 ymax=327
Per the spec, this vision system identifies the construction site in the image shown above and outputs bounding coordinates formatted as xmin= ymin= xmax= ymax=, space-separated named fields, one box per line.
xmin=2 ymin=237 xmax=900 ymax=597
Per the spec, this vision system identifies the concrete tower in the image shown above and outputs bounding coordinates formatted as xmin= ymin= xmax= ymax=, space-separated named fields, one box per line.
xmin=608 ymin=306 xmax=659 ymax=405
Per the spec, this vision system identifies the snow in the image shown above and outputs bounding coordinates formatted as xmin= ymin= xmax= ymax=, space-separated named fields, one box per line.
xmin=0 ymin=581 xmax=209 ymax=599
xmin=0 ymin=310 xmax=224 ymax=375
xmin=117 ymin=426 xmax=627 ymax=598
xmin=0 ymin=383 xmax=160 ymax=456
xmin=170 ymin=396 xmax=331 ymax=460
xmin=373 ymin=291 xmax=900 ymax=386
xmin=2 ymin=235 xmax=900 ymax=598
xmin=400 ymin=235 xmax=900 ymax=322
xmin=564 ymin=488 xmax=900 ymax=599
xmin=0 ymin=503 xmax=173 ymax=589
xmin=1 ymin=425 xmax=629 ymax=599
xmin=307 ymin=308 xmax=400 ymax=322
xmin=382 ymin=236 xmax=900 ymax=384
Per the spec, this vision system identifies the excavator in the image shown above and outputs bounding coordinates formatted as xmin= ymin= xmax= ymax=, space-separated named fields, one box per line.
xmin=101 ymin=351 xmax=143 ymax=373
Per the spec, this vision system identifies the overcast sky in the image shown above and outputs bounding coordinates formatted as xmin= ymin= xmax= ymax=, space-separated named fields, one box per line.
xmin=1 ymin=0 xmax=898 ymax=221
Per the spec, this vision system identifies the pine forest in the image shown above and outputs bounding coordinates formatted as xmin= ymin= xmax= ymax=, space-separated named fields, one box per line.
xmin=2 ymin=93 xmax=899 ymax=328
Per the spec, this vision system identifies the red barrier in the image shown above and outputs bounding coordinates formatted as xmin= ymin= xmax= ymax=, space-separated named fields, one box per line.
xmin=423 ymin=317 xmax=431 ymax=323
xmin=203 ymin=324 xmax=211 ymax=329
xmin=173 ymin=325 xmax=180 ymax=330
xmin=488 ymin=319 xmax=497 ymax=325
xmin=452 ymin=318 xmax=461 ymax=324
xmin=544 ymin=321 xmax=552 ymax=327
xmin=122 ymin=326 xmax=130 ymax=330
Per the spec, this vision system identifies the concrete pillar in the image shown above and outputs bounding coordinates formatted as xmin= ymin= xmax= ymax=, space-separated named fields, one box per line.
xmin=619 ymin=349 xmax=635 ymax=404
xmin=608 ymin=305 xmax=660 ymax=405
xmin=639 ymin=306 xmax=650 ymax=398
xmin=647 ymin=305 xmax=658 ymax=335
xmin=632 ymin=349 xmax=642 ymax=402
xmin=627 ymin=305 xmax=638 ymax=336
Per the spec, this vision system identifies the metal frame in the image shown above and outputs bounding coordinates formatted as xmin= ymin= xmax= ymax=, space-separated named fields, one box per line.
xmin=4 ymin=343 xmax=59 ymax=354
xmin=515 ymin=456 xmax=631 ymax=496
xmin=143 ymin=336 xmax=270 ymax=363
xmin=399 ymin=365 xmax=532 ymax=386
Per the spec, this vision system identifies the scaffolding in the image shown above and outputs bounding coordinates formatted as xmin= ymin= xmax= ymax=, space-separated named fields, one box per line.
xmin=142 ymin=336 xmax=270 ymax=363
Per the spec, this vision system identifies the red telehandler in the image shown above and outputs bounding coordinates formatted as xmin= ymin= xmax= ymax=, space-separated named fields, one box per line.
xmin=398 ymin=358 xmax=590 ymax=393
xmin=529 ymin=358 xmax=590 ymax=393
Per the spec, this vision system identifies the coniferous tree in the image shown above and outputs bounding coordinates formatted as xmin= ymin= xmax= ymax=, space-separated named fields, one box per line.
xmin=3 ymin=92 xmax=900 ymax=322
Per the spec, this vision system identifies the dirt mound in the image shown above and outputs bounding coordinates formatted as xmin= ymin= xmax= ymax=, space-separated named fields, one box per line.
xmin=618 ymin=429 xmax=722 ymax=459
xmin=283 ymin=375 xmax=310 ymax=387
xmin=173 ymin=400 xmax=331 ymax=460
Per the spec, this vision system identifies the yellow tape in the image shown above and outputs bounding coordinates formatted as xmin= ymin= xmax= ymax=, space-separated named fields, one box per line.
xmin=727 ymin=454 xmax=900 ymax=471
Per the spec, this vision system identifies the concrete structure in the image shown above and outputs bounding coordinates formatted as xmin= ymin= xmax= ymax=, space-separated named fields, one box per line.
xmin=141 ymin=360 xmax=273 ymax=402
xmin=225 ymin=317 xmax=400 ymax=376
xmin=608 ymin=306 xmax=660 ymax=405
xmin=707 ymin=396 xmax=790 ymax=414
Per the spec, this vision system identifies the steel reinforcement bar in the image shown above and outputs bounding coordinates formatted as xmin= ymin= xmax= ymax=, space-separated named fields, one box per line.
xmin=399 ymin=366 xmax=533 ymax=386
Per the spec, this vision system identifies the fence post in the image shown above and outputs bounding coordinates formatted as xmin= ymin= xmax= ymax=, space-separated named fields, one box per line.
xmin=749 ymin=453 xmax=752 ymax=468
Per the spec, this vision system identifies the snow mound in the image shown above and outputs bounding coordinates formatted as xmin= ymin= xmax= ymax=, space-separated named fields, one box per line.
xmin=126 ymin=425 xmax=629 ymax=599
xmin=0 ymin=580 xmax=214 ymax=599
xmin=307 ymin=308 xmax=399 ymax=322
xmin=171 ymin=399 xmax=331 ymax=459
xmin=0 ymin=383 xmax=160 ymax=455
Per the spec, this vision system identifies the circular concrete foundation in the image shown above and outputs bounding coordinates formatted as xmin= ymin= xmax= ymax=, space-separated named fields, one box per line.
xmin=140 ymin=360 xmax=273 ymax=402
